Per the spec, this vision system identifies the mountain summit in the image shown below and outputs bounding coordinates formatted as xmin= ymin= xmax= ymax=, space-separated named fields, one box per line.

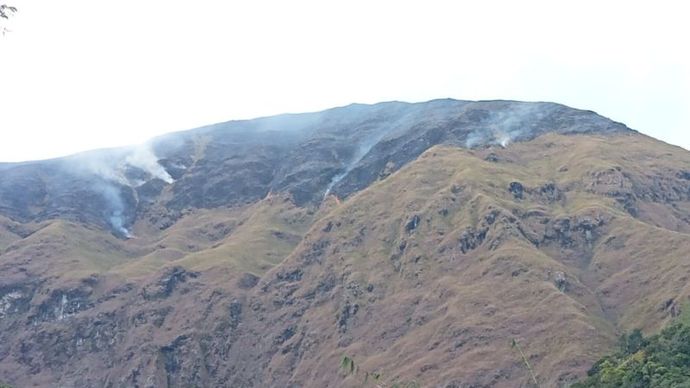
xmin=0 ymin=100 xmax=628 ymax=235
xmin=2 ymin=99 xmax=689 ymax=387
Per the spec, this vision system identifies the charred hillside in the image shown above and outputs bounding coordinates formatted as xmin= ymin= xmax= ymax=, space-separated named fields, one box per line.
xmin=3 ymin=99 xmax=690 ymax=388
xmin=0 ymin=99 xmax=628 ymax=235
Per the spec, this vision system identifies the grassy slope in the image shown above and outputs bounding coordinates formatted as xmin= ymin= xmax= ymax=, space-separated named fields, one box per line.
xmin=251 ymin=132 xmax=690 ymax=387
xmin=0 ymin=220 xmax=139 ymax=282
xmin=2 ymin=131 xmax=689 ymax=387
xmin=0 ymin=215 xmax=24 ymax=252
xmin=0 ymin=195 xmax=316 ymax=284
xmin=171 ymin=195 xmax=314 ymax=274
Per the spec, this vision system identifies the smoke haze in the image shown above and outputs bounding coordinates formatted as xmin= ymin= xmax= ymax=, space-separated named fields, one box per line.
xmin=465 ymin=103 xmax=553 ymax=148
xmin=62 ymin=143 xmax=173 ymax=236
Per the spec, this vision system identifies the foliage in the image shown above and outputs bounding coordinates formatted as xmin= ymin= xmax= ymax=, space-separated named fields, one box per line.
xmin=0 ymin=3 xmax=16 ymax=35
xmin=573 ymin=322 xmax=690 ymax=387
xmin=0 ymin=4 xmax=16 ymax=19
xmin=340 ymin=355 xmax=420 ymax=388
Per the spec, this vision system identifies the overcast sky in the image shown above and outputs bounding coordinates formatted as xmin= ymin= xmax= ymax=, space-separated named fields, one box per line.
xmin=1 ymin=0 xmax=688 ymax=162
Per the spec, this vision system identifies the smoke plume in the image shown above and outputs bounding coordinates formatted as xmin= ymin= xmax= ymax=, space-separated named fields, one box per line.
xmin=99 ymin=184 xmax=131 ymax=238
xmin=324 ymin=109 xmax=414 ymax=198
xmin=125 ymin=146 xmax=174 ymax=184
xmin=64 ymin=143 xmax=173 ymax=236
xmin=465 ymin=103 xmax=552 ymax=148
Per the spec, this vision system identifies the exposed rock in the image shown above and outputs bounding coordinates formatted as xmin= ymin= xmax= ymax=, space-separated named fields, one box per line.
xmin=132 ymin=307 xmax=173 ymax=327
xmin=274 ymin=325 xmax=296 ymax=345
xmin=406 ymin=215 xmax=421 ymax=232
xmin=337 ymin=303 xmax=359 ymax=332
xmin=276 ymin=268 xmax=303 ymax=283
xmin=237 ymin=273 xmax=260 ymax=289
xmin=301 ymin=240 xmax=331 ymax=265
xmin=553 ymin=271 xmax=568 ymax=292
xmin=484 ymin=209 xmax=500 ymax=225
xmin=160 ymin=335 xmax=189 ymax=375
xmin=459 ymin=227 xmax=488 ymax=254
xmin=30 ymin=288 xmax=94 ymax=323
xmin=538 ymin=214 xmax=605 ymax=250
xmin=485 ymin=153 xmax=499 ymax=162
xmin=509 ymin=182 xmax=524 ymax=199
xmin=228 ymin=300 xmax=242 ymax=330
xmin=142 ymin=267 xmax=199 ymax=300
xmin=545 ymin=218 xmax=574 ymax=248
xmin=379 ymin=161 xmax=396 ymax=180
xmin=322 ymin=221 xmax=334 ymax=233
xmin=539 ymin=182 xmax=563 ymax=202
xmin=0 ymin=285 xmax=33 ymax=319
xmin=585 ymin=167 xmax=643 ymax=215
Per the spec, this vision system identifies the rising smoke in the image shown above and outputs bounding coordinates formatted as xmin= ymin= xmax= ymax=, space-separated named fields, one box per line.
xmin=99 ymin=184 xmax=131 ymax=238
xmin=125 ymin=146 xmax=174 ymax=184
xmin=323 ymin=109 xmax=415 ymax=198
xmin=323 ymin=135 xmax=386 ymax=198
xmin=65 ymin=143 xmax=173 ymax=236
xmin=323 ymin=127 xmax=396 ymax=197
xmin=464 ymin=103 xmax=552 ymax=149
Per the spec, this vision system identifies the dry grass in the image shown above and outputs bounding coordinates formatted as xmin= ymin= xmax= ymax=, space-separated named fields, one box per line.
xmin=249 ymin=132 xmax=690 ymax=387
xmin=2 ymin=132 xmax=690 ymax=387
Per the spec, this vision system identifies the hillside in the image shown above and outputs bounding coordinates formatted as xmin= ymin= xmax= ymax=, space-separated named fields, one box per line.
xmin=1 ymin=99 xmax=689 ymax=387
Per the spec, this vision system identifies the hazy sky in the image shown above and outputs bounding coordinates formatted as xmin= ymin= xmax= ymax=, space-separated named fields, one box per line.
xmin=1 ymin=0 xmax=688 ymax=162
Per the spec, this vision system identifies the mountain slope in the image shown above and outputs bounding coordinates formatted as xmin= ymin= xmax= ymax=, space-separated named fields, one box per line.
xmin=1 ymin=99 xmax=689 ymax=387
xmin=220 ymin=133 xmax=690 ymax=387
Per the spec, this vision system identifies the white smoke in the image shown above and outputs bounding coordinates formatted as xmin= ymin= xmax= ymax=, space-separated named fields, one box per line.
xmin=64 ymin=143 xmax=173 ymax=236
xmin=76 ymin=155 xmax=128 ymax=186
xmin=497 ymin=131 xmax=512 ymax=148
xmin=99 ymin=183 xmax=132 ymax=238
xmin=464 ymin=103 xmax=548 ymax=149
xmin=323 ymin=109 xmax=413 ymax=198
xmin=323 ymin=130 xmax=393 ymax=198
xmin=125 ymin=146 xmax=174 ymax=184
xmin=324 ymin=171 xmax=346 ymax=198
xmin=73 ymin=144 xmax=174 ymax=186
xmin=465 ymin=131 xmax=488 ymax=149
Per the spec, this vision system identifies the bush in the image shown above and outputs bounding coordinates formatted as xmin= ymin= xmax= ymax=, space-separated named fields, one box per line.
xmin=573 ymin=323 xmax=690 ymax=387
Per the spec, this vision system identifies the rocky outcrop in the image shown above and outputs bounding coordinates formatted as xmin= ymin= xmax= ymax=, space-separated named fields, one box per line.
xmin=405 ymin=215 xmax=421 ymax=232
xmin=458 ymin=227 xmax=488 ymax=253
xmin=142 ymin=266 xmax=199 ymax=300
xmin=509 ymin=182 xmax=525 ymax=199
xmin=0 ymin=285 xmax=33 ymax=319
xmin=30 ymin=288 xmax=94 ymax=323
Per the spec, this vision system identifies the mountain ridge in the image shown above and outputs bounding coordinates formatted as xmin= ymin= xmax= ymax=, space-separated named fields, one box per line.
xmin=0 ymin=99 xmax=630 ymax=233
xmin=2 ymin=99 xmax=688 ymax=388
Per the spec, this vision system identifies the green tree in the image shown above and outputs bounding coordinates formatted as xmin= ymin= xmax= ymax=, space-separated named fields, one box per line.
xmin=620 ymin=328 xmax=647 ymax=354
xmin=574 ymin=323 xmax=690 ymax=387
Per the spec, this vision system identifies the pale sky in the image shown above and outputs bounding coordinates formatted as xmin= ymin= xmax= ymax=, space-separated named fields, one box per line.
xmin=1 ymin=0 xmax=689 ymax=162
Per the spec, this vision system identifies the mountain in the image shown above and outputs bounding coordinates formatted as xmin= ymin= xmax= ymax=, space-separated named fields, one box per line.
xmin=1 ymin=99 xmax=689 ymax=387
